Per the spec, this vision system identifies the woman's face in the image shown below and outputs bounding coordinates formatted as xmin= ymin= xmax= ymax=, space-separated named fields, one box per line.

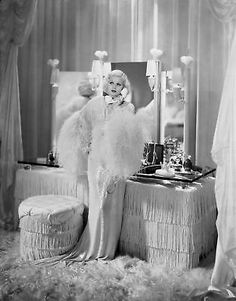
xmin=107 ymin=76 xmax=124 ymax=98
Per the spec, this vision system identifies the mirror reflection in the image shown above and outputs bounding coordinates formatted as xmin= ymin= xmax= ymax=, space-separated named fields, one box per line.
xmin=53 ymin=63 xmax=184 ymax=157
xmin=164 ymin=92 xmax=184 ymax=143
xmin=55 ymin=72 xmax=95 ymax=140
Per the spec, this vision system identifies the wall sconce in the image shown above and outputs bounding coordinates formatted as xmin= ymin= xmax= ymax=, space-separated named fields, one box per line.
xmin=146 ymin=48 xmax=163 ymax=143
xmin=88 ymin=50 xmax=111 ymax=96
xmin=48 ymin=58 xmax=60 ymax=160
xmin=146 ymin=48 xmax=163 ymax=92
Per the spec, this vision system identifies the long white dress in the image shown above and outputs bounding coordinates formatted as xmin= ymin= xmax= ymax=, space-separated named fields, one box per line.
xmin=55 ymin=95 xmax=146 ymax=262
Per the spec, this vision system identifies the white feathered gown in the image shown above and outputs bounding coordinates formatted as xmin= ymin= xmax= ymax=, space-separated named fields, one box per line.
xmin=57 ymin=95 xmax=148 ymax=261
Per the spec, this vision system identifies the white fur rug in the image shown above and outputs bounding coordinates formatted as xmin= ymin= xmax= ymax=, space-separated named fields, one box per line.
xmin=0 ymin=229 xmax=215 ymax=301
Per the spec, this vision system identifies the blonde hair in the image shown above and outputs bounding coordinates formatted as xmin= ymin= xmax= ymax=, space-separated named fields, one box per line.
xmin=103 ymin=69 xmax=131 ymax=95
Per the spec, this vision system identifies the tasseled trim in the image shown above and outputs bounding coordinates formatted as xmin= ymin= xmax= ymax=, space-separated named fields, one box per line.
xmin=119 ymin=177 xmax=217 ymax=269
xmin=19 ymin=214 xmax=83 ymax=234
xmin=20 ymin=229 xmax=81 ymax=261
xmin=19 ymin=214 xmax=84 ymax=261
xmin=14 ymin=168 xmax=89 ymax=206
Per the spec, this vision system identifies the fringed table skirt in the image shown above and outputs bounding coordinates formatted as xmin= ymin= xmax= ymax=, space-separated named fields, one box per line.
xmin=119 ymin=177 xmax=217 ymax=269
xmin=14 ymin=167 xmax=89 ymax=229
xmin=18 ymin=195 xmax=84 ymax=261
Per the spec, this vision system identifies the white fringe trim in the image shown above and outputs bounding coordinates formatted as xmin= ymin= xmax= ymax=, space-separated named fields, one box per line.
xmin=119 ymin=177 xmax=217 ymax=268
xmin=14 ymin=169 xmax=89 ymax=205
xmin=19 ymin=214 xmax=82 ymax=234
xmin=19 ymin=215 xmax=84 ymax=260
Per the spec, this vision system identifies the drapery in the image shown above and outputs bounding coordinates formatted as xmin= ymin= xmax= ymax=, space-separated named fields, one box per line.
xmin=207 ymin=0 xmax=236 ymax=288
xmin=0 ymin=0 xmax=37 ymax=227
xmin=18 ymin=0 xmax=230 ymax=170
xmin=211 ymin=30 xmax=236 ymax=287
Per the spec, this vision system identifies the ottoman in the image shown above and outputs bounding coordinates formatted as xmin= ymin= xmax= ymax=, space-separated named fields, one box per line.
xmin=18 ymin=195 xmax=84 ymax=261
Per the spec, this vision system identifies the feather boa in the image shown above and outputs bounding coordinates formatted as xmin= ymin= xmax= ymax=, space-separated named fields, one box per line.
xmin=57 ymin=101 xmax=155 ymax=180
xmin=57 ymin=110 xmax=90 ymax=178
xmin=91 ymin=109 xmax=148 ymax=179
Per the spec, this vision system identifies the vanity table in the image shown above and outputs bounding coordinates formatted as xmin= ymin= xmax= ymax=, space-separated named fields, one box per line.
xmin=14 ymin=160 xmax=216 ymax=269
xmin=119 ymin=174 xmax=217 ymax=269
xmin=14 ymin=160 xmax=89 ymax=228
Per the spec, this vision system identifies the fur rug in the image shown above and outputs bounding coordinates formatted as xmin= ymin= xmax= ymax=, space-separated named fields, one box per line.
xmin=0 ymin=229 xmax=216 ymax=301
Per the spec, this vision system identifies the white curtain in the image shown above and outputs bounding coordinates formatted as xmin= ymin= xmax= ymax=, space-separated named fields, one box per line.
xmin=205 ymin=0 xmax=236 ymax=289
xmin=0 ymin=0 xmax=37 ymax=227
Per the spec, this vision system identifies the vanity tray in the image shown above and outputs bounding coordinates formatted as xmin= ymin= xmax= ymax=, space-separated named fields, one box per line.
xmin=131 ymin=165 xmax=216 ymax=184
xmin=18 ymin=159 xmax=60 ymax=168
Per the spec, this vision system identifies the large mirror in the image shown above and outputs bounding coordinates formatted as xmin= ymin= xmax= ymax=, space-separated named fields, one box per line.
xmin=52 ymin=62 xmax=154 ymax=151
xmin=51 ymin=63 xmax=184 ymax=158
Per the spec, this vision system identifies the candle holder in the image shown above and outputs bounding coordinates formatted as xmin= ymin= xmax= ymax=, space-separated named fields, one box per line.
xmin=88 ymin=50 xmax=111 ymax=96
xmin=146 ymin=48 xmax=163 ymax=143
xmin=48 ymin=58 xmax=60 ymax=156
xmin=146 ymin=48 xmax=163 ymax=92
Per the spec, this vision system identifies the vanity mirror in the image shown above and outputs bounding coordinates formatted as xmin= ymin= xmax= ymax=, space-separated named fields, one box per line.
xmin=47 ymin=59 xmax=191 ymax=166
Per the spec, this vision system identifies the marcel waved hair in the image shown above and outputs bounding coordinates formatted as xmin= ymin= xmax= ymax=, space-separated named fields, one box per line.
xmin=103 ymin=69 xmax=131 ymax=95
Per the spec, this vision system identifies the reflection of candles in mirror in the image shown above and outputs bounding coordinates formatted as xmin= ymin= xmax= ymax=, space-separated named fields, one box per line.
xmin=88 ymin=72 xmax=100 ymax=91
xmin=172 ymin=67 xmax=183 ymax=85
xmin=103 ymin=62 xmax=111 ymax=77
xmin=91 ymin=60 xmax=101 ymax=75
xmin=172 ymin=86 xmax=182 ymax=101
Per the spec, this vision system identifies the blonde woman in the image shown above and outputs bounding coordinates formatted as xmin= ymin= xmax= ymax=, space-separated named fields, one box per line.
xmin=56 ymin=70 xmax=148 ymax=262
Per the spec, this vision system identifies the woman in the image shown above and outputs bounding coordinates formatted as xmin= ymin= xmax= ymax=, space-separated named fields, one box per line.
xmin=56 ymin=70 xmax=148 ymax=262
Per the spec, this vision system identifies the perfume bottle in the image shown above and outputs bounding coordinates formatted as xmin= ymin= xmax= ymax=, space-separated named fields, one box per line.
xmin=47 ymin=150 xmax=57 ymax=166
xmin=183 ymin=155 xmax=192 ymax=172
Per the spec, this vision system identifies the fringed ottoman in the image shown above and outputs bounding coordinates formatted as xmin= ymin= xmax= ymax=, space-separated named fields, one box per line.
xmin=18 ymin=195 xmax=84 ymax=261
